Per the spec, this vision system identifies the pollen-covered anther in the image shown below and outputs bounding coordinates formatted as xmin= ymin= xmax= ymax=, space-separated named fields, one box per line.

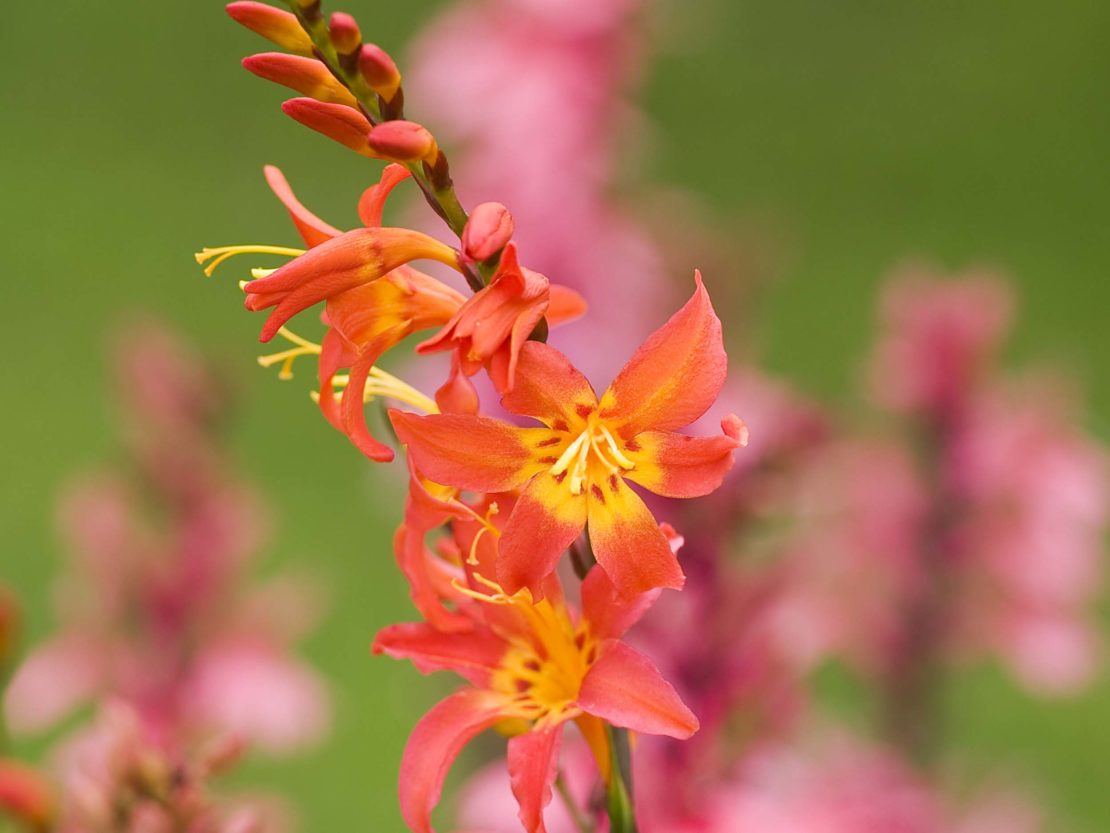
xmin=549 ymin=421 xmax=635 ymax=496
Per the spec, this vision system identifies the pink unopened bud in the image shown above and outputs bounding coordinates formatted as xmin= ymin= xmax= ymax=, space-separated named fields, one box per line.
xmin=358 ymin=43 xmax=402 ymax=100
xmin=462 ymin=202 xmax=514 ymax=261
xmin=328 ymin=12 xmax=361 ymax=55
xmin=282 ymin=98 xmax=376 ymax=157
xmin=366 ymin=121 xmax=437 ymax=163
xmin=225 ymin=2 xmax=313 ymax=55
xmin=243 ymin=53 xmax=357 ymax=107
xmin=0 ymin=760 xmax=53 ymax=832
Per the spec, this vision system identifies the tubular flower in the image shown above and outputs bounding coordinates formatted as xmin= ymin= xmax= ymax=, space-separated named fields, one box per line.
xmin=200 ymin=164 xmax=466 ymax=459
xmin=418 ymin=243 xmax=587 ymax=412
xmin=392 ymin=274 xmax=746 ymax=598
xmin=374 ymin=566 xmax=696 ymax=833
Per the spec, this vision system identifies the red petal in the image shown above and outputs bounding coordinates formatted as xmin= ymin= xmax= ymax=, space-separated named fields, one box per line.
xmin=599 ymin=272 xmax=727 ymax=436
xmin=281 ymin=97 xmax=377 ymax=156
xmin=393 ymin=523 xmax=473 ymax=633
xmin=580 ymin=566 xmax=659 ymax=641
xmin=358 ymin=163 xmax=411 ymax=227
xmin=500 ymin=341 xmax=597 ymax=426
xmin=578 ymin=641 xmax=698 ymax=739
xmin=390 ymin=411 xmax=538 ymax=493
xmin=339 ymin=344 xmax=404 ymax=462
xmin=587 ymin=477 xmax=684 ymax=597
xmin=497 ymin=474 xmax=588 ymax=598
xmin=263 ymin=165 xmax=343 ymax=248
xmin=508 ymin=727 xmax=563 ymax=833
xmin=399 ymin=689 xmax=508 ymax=833
xmin=626 ymin=415 xmax=747 ymax=498
xmin=373 ymin=622 xmax=505 ymax=686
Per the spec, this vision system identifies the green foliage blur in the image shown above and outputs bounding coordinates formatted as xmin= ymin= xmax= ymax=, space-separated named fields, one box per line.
xmin=1 ymin=1 xmax=1107 ymax=830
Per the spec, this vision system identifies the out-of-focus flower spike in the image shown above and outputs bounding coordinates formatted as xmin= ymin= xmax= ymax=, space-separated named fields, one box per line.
xmin=242 ymin=53 xmax=358 ymax=107
xmin=462 ymin=202 xmax=514 ymax=263
xmin=366 ymin=120 xmax=438 ymax=164
xmin=328 ymin=12 xmax=361 ymax=55
xmin=0 ymin=760 xmax=54 ymax=833
xmin=359 ymin=43 xmax=402 ymax=101
xmin=225 ymin=2 xmax=313 ymax=55
xmin=281 ymin=97 xmax=376 ymax=157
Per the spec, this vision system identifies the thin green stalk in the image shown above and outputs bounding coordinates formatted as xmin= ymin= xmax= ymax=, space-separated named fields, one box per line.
xmin=605 ymin=726 xmax=639 ymax=833
xmin=556 ymin=772 xmax=595 ymax=833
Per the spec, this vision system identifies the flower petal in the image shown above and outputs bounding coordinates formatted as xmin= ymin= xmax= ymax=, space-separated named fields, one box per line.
xmin=500 ymin=342 xmax=598 ymax=427
xmin=399 ymin=689 xmax=508 ymax=833
xmin=626 ymin=414 xmax=748 ymax=498
xmin=263 ymin=165 xmax=343 ymax=247
xmin=390 ymin=411 xmax=541 ymax=493
xmin=547 ymin=285 xmax=588 ymax=328
xmin=358 ymin=163 xmax=411 ymax=227
xmin=587 ymin=477 xmax=684 ymax=597
xmin=373 ymin=622 xmax=505 ymax=686
xmin=498 ymin=474 xmax=588 ymax=598
xmin=599 ymin=271 xmax=727 ymax=436
xmin=580 ymin=566 xmax=659 ymax=642
xmin=508 ymin=727 xmax=563 ymax=833
xmin=578 ymin=641 xmax=698 ymax=739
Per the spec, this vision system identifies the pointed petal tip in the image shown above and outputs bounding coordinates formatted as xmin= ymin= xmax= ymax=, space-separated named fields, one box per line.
xmin=723 ymin=413 xmax=749 ymax=447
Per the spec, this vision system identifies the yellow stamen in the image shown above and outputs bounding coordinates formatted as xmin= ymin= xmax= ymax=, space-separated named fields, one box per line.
xmin=314 ymin=368 xmax=440 ymax=415
xmin=194 ymin=244 xmax=305 ymax=277
xmin=548 ymin=419 xmax=636 ymax=496
xmin=256 ymin=327 xmax=322 ymax=380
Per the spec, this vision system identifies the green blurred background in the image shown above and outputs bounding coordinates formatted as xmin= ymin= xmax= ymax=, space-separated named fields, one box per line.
xmin=2 ymin=0 xmax=1108 ymax=829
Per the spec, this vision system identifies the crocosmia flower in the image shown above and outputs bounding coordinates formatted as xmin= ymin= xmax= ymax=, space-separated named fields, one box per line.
xmin=374 ymin=567 xmax=697 ymax=833
xmin=391 ymin=274 xmax=746 ymax=598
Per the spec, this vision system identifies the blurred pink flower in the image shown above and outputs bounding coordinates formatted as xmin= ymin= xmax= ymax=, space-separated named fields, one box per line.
xmin=4 ymin=323 xmax=328 ymax=753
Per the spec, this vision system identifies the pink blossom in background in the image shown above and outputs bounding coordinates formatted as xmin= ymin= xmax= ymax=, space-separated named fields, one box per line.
xmin=408 ymin=0 xmax=678 ymax=380
xmin=4 ymin=322 xmax=328 ymax=760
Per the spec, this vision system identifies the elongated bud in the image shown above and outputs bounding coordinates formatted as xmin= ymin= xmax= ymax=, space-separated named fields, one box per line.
xmin=366 ymin=121 xmax=437 ymax=163
xmin=282 ymin=98 xmax=376 ymax=156
xmin=0 ymin=761 xmax=53 ymax=832
xmin=358 ymin=43 xmax=402 ymax=100
xmin=243 ymin=53 xmax=357 ymax=107
xmin=225 ymin=2 xmax=313 ymax=55
xmin=462 ymin=202 xmax=514 ymax=262
xmin=329 ymin=12 xmax=361 ymax=55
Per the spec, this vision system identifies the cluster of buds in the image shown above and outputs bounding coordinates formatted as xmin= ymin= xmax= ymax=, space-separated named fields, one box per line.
xmin=203 ymin=3 xmax=748 ymax=830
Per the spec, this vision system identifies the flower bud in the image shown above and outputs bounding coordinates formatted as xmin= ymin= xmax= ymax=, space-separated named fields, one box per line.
xmin=366 ymin=121 xmax=437 ymax=163
xmin=462 ymin=202 xmax=514 ymax=262
xmin=225 ymin=2 xmax=313 ymax=55
xmin=282 ymin=98 xmax=376 ymax=157
xmin=242 ymin=53 xmax=357 ymax=107
xmin=358 ymin=43 xmax=402 ymax=100
xmin=328 ymin=12 xmax=361 ymax=55
xmin=0 ymin=760 xmax=53 ymax=832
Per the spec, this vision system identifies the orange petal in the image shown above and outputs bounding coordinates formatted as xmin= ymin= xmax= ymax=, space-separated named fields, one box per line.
xmin=508 ymin=727 xmax=563 ymax=833
xmin=373 ymin=622 xmax=505 ymax=686
xmin=586 ymin=477 xmax=684 ymax=597
xmin=599 ymin=271 xmax=727 ymax=437
xmin=580 ymin=566 xmax=659 ymax=641
xmin=226 ymin=2 xmax=313 ymax=55
xmin=547 ymin=284 xmax=588 ymax=328
xmin=625 ymin=414 xmax=747 ymax=498
xmin=358 ymin=163 xmax=411 ymax=227
xmin=263 ymin=165 xmax=343 ymax=248
xmin=497 ymin=473 xmax=588 ymax=599
xmin=281 ymin=97 xmax=376 ymax=157
xmin=578 ymin=641 xmax=698 ymax=739
xmin=390 ymin=411 xmax=539 ymax=493
xmin=500 ymin=341 xmax=598 ymax=428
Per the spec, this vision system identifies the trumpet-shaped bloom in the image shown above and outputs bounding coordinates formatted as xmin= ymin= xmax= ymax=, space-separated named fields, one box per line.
xmin=418 ymin=243 xmax=587 ymax=412
xmin=392 ymin=274 xmax=745 ymax=598
xmin=374 ymin=567 xmax=696 ymax=833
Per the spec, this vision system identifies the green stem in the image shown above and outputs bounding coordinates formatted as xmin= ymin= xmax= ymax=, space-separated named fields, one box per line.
xmin=605 ymin=726 xmax=638 ymax=833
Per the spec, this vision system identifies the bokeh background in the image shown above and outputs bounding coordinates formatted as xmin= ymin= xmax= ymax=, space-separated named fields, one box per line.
xmin=2 ymin=0 xmax=1109 ymax=829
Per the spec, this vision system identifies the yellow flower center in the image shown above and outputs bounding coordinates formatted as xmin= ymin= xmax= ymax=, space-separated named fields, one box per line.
xmin=548 ymin=417 xmax=635 ymax=496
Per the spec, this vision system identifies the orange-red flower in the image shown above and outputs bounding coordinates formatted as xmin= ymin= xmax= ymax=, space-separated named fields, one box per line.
xmin=202 ymin=164 xmax=467 ymax=460
xmin=392 ymin=274 xmax=746 ymax=598
xmin=417 ymin=243 xmax=586 ymax=412
xmin=374 ymin=566 xmax=696 ymax=833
